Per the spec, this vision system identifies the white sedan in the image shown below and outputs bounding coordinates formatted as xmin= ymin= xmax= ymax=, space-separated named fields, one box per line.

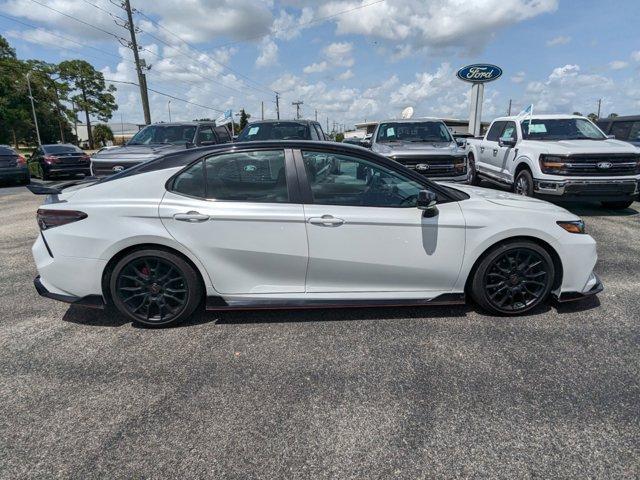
xmin=30 ymin=141 xmax=602 ymax=327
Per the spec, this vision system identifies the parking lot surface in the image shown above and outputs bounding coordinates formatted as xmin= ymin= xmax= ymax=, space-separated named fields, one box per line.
xmin=1 ymin=184 xmax=639 ymax=479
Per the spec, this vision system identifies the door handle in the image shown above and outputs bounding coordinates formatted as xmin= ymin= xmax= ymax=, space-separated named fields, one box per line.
xmin=493 ymin=149 xmax=498 ymax=156
xmin=309 ymin=215 xmax=345 ymax=226
xmin=480 ymin=146 xmax=485 ymax=153
xmin=173 ymin=211 xmax=210 ymax=223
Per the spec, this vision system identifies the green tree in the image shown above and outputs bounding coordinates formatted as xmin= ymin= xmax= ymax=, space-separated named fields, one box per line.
xmin=0 ymin=34 xmax=16 ymax=59
xmin=608 ymin=113 xmax=618 ymax=118
xmin=335 ymin=132 xmax=345 ymax=142
xmin=572 ymin=111 xmax=582 ymax=116
xmin=587 ymin=113 xmax=598 ymax=122
xmin=58 ymin=60 xmax=117 ymax=149
xmin=93 ymin=124 xmax=114 ymax=146
xmin=238 ymin=109 xmax=251 ymax=130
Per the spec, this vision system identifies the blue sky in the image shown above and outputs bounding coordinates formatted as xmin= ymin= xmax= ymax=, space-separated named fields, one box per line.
xmin=1 ymin=0 xmax=639 ymax=128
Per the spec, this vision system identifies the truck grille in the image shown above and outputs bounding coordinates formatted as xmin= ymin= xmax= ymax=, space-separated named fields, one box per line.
xmin=389 ymin=155 xmax=464 ymax=177
xmin=91 ymin=161 xmax=138 ymax=177
xmin=545 ymin=154 xmax=640 ymax=176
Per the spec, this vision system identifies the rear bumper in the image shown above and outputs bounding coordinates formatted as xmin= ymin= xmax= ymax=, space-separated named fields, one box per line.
xmin=534 ymin=178 xmax=639 ymax=200
xmin=0 ymin=166 xmax=29 ymax=179
xmin=34 ymin=275 xmax=104 ymax=308
xmin=556 ymin=272 xmax=604 ymax=302
xmin=45 ymin=164 xmax=91 ymax=176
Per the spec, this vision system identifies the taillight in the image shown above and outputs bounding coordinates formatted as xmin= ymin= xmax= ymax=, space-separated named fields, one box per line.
xmin=17 ymin=155 xmax=26 ymax=165
xmin=44 ymin=155 xmax=58 ymax=164
xmin=37 ymin=209 xmax=87 ymax=230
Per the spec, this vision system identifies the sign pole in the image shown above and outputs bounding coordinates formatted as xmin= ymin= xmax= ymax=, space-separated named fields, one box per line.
xmin=469 ymin=83 xmax=484 ymax=137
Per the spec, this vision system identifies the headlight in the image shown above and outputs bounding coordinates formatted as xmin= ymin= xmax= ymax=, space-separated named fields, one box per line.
xmin=557 ymin=220 xmax=586 ymax=234
xmin=539 ymin=154 xmax=570 ymax=174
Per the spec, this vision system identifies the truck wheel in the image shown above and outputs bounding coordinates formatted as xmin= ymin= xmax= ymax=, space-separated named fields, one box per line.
xmin=514 ymin=169 xmax=534 ymax=197
xmin=601 ymin=200 xmax=634 ymax=210
xmin=467 ymin=155 xmax=480 ymax=186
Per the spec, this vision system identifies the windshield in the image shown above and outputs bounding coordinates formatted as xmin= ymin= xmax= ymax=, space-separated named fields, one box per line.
xmin=520 ymin=118 xmax=606 ymax=140
xmin=237 ymin=122 xmax=310 ymax=141
xmin=43 ymin=145 xmax=83 ymax=154
xmin=128 ymin=125 xmax=197 ymax=145
xmin=376 ymin=122 xmax=453 ymax=143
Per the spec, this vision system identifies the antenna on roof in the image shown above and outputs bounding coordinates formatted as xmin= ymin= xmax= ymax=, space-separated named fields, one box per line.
xmin=401 ymin=106 xmax=414 ymax=119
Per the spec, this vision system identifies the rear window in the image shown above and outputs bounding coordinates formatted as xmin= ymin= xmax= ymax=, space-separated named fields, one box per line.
xmin=0 ymin=146 xmax=16 ymax=155
xmin=237 ymin=122 xmax=309 ymax=141
xmin=43 ymin=145 xmax=83 ymax=154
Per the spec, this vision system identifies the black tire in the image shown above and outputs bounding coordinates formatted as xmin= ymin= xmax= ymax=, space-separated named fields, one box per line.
xmin=467 ymin=155 xmax=480 ymax=186
xmin=109 ymin=249 xmax=203 ymax=327
xmin=600 ymin=200 xmax=634 ymax=210
xmin=513 ymin=169 xmax=534 ymax=196
xmin=38 ymin=164 xmax=49 ymax=181
xmin=470 ymin=241 xmax=555 ymax=316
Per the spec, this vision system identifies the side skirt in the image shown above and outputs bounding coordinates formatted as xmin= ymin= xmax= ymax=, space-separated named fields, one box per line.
xmin=205 ymin=293 xmax=466 ymax=311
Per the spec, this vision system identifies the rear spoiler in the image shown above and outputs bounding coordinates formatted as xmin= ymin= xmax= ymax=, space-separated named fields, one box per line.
xmin=26 ymin=177 xmax=100 ymax=196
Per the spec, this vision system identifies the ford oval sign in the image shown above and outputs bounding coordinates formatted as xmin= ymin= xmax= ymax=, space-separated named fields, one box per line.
xmin=457 ymin=64 xmax=503 ymax=83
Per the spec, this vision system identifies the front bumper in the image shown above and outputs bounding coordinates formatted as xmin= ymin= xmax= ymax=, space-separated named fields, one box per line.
xmin=34 ymin=275 xmax=104 ymax=308
xmin=0 ymin=166 xmax=29 ymax=180
xmin=534 ymin=178 xmax=639 ymax=199
xmin=556 ymin=272 xmax=604 ymax=302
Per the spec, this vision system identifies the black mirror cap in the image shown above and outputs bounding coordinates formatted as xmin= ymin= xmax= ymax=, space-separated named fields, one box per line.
xmin=499 ymin=138 xmax=517 ymax=147
xmin=417 ymin=190 xmax=438 ymax=217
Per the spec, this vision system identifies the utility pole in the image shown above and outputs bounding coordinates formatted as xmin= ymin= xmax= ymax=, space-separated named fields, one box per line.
xmin=275 ymin=92 xmax=280 ymax=120
xmin=167 ymin=100 xmax=172 ymax=122
xmin=326 ymin=117 xmax=329 ymax=133
xmin=507 ymin=99 xmax=512 ymax=116
xmin=597 ymin=98 xmax=602 ymax=119
xmin=25 ymin=72 xmax=41 ymax=146
xmin=122 ymin=0 xmax=151 ymax=124
xmin=315 ymin=109 xmax=318 ymax=122
xmin=292 ymin=100 xmax=304 ymax=120
xmin=261 ymin=101 xmax=264 ymax=120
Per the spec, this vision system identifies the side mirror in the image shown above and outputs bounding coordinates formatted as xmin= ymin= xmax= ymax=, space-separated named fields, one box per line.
xmin=417 ymin=190 xmax=438 ymax=217
xmin=361 ymin=139 xmax=372 ymax=148
xmin=455 ymin=138 xmax=466 ymax=147
xmin=499 ymin=137 xmax=517 ymax=147
xmin=606 ymin=134 xmax=616 ymax=139
xmin=200 ymin=140 xmax=216 ymax=146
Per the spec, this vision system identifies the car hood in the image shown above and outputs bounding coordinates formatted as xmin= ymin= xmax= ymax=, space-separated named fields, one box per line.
xmin=522 ymin=138 xmax=640 ymax=155
xmin=373 ymin=141 xmax=462 ymax=156
xmin=91 ymin=144 xmax=185 ymax=163
xmin=443 ymin=183 xmax=576 ymax=216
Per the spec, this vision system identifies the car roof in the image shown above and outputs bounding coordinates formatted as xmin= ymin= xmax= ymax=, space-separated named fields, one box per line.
xmin=42 ymin=144 xmax=79 ymax=148
xmin=144 ymin=121 xmax=213 ymax=126
xmin=597 ymin=115 xmax=640 ymax=122
xmin=246 ymin=119 xmax=318 ymax=125
xmin=493 ymin=114 xmax=586 ymax=122
xmin=378 ymin=117 xmax=444 ymax=123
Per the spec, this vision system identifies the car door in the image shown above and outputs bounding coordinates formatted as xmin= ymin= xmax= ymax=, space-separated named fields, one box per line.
xmin=479 ymin=121 xmax=506 ymax=178
xmin=295 ymin=148 xmax=466 ymax=293
xmin=195 ymin=125 xmax=217 ymax=146
xmin=495 ymin=121 xmax=519 ymax=182
xmin=159 ymin=148 xmax=308 ymax=294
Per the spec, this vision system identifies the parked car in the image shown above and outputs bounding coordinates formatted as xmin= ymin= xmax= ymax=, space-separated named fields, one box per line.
xmin=465 ymin=115 xmax=640 ymax=209
xmin=369 ymin=118 xmax=468 ymax=182
xmin=90 ymin=122 xmax=232 ymax=177
xmin=597 ymin=115 xmax=640 ymax=147
xmin=29 ymin=141 xmax=601 ymax=327
xmin=28 ymin=144 xmax=90 ymax=180
xmin=0 ymin=145 xmax=29 ymax=185
xmin=237 ymin=120 xmax=328 ymax=142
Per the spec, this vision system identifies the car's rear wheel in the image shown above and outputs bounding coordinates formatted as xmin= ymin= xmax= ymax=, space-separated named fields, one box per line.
xmin=513 ymin=169 xmax=534 ymax=196
xmin=471 ymin=241 xmax=554 ymax=315
xmin=600 ymin=200 xmax=634 ymax=210
xmin=110 ymin=249 xmax=203 ymax=327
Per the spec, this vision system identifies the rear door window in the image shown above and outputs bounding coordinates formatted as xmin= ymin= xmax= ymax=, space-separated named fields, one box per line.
xmin=215 ymin=126 xmax=231 ymax=142
xmin=196 ymin=126 xmax=216 ymax=145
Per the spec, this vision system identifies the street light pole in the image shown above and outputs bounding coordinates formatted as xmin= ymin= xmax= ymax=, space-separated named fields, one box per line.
xmin=167 ymin=100 xmax=172 ymax=122
xmin=26 ymin=72 xmax=42 ymax=146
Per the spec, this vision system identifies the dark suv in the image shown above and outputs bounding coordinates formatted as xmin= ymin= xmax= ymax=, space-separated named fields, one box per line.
xmin=597 ymin=115 xmax=640 ymax=147
xmin=237 ymin=120 xmax=328 ymax=142
xmin=28 ymin=144 xmax=90 ymax=180
xmin=0 ymin=145 xmax=30 ymax=185
xmin=91 ymin=122 xmax=232 ymax=177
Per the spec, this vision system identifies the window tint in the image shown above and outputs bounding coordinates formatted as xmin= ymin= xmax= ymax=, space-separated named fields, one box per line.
xmin=205 ymin=150 xmax=288 ymax=202
xmin=313 ymin=124 xmax=325 ymax=140
xmin=43 ymin=145 xmax=83 ymax=154
xmin=610 ymin=121 xmax=640 ymax=141
xmin=302 ymin=150 xmax=424 ymax=207
xmin=172 ymin=160 xmax=206 ymax=198
xmin=237 ymin=122 xmax=309 ymax=141
xmin=129 ymin=125 xmax=196 ymax=145
xmin=500 ymin=122 xmax=517 ymax=140
xmin=196 ymin=126 xmax=216 ymax=144
xmin=215 ymin=126 xmax=231 ymax=142
xmin=486 ymin=121 xmax=506 ymax=142
xmin=309 ymin=124 xmax=320 ymax=140
xmin=0 ymin=146 xmax=16 ymax=155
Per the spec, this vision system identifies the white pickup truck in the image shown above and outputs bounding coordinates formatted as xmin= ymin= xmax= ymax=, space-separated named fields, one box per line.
xmin=465 ymin=114 xmax=640 ymax=209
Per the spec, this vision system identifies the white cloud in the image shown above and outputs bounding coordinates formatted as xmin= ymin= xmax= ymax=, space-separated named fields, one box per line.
xmin=319 ymin=0 xmax=558 ymax=54
xmin=322 ymin=41 xmax=354 ymax=67
xmin=271 ymin=7 xmax=314 ymax=40
xmin=337 ymin=69 xmax=354 ymax=80
xmin=631 ymin=51 xmax=640 ymax=62
xmin=5 ymin=28 xmax=79 ymax=49
xmin=546 ymin=35 xmax=571 ymax=47
xmin=255 ymin=39 xmax=278 ymax=68
xmin=511 ymin=71 xmax=526 ymax=84
xmin=303 ymin=61 xmax=328 ymax=74
xmin=609 ymin=60 xmax=628 ymax=70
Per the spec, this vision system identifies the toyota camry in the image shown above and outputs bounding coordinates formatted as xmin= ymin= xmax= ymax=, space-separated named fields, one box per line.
xmin=29 ymin=141 xmax=602 ymax=327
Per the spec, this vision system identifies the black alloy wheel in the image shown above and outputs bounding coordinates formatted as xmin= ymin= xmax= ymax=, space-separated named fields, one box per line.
xmin=110 ymin=249 xmax=203 ymax=327
xmin=471 ymin=241 xmax=554 ymax=315
xmin=514 ymin=169 xmax=534 ymax=196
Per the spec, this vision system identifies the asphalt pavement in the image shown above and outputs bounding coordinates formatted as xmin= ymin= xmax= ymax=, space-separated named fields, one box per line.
xmin=0 ymin=184 xmax=638 ymax=479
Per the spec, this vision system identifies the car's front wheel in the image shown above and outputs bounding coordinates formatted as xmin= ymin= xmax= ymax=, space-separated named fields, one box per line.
xmin=513 ymin=169 xmax=534 ymax=196
xmin=470 ymin=241 xmax=555 ymax=315
xmin=110 ymin=249 xmax=203 ymax=327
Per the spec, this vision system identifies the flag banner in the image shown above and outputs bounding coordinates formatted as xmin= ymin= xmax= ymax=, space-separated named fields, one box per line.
xmin=215 ymin=109 xmax=232 ymax=126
